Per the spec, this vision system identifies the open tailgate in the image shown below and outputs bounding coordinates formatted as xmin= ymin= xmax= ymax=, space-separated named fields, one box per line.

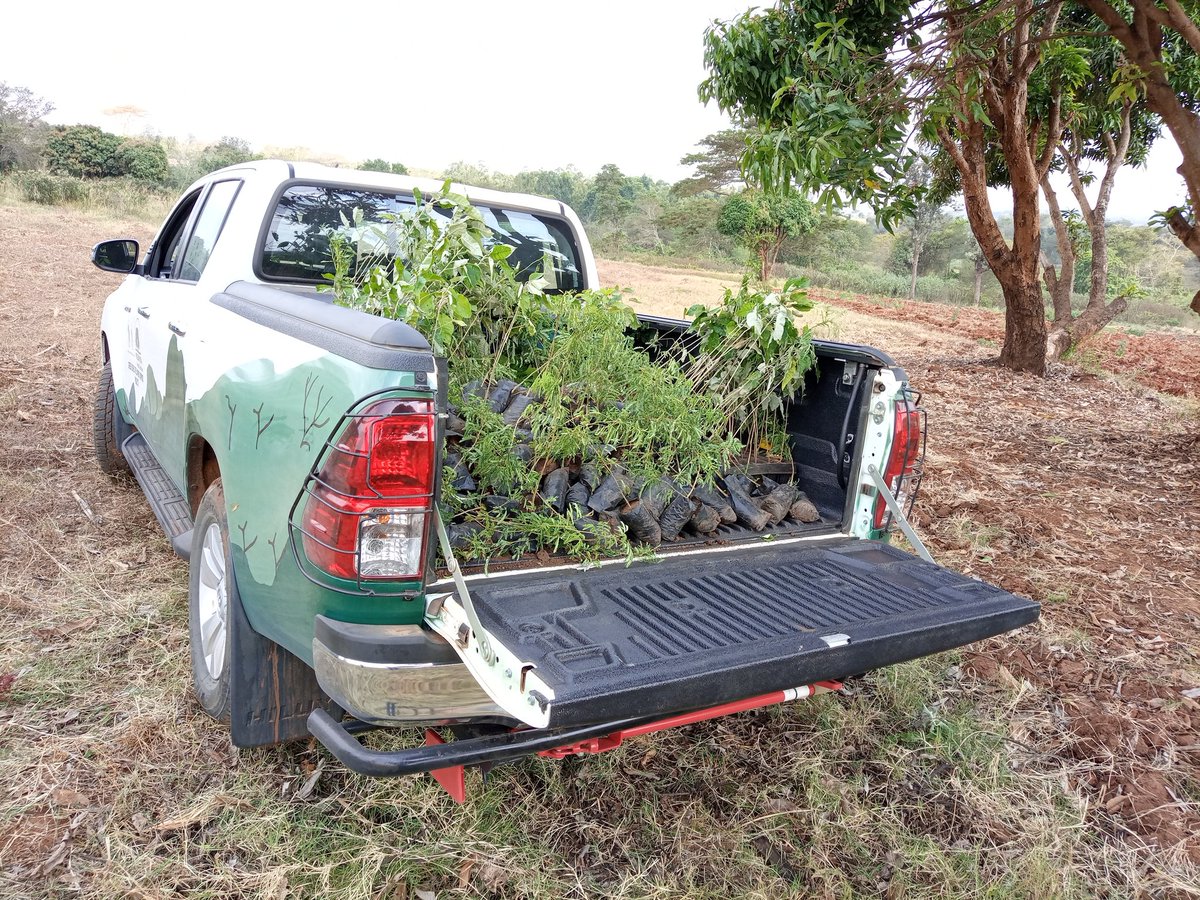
xmin=427 ymin=537 xmax=1038 ymax=728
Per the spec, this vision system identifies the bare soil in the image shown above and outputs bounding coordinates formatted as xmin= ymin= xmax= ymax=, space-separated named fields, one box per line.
xmin=1 ymin=214 xmax=1198 ymax=898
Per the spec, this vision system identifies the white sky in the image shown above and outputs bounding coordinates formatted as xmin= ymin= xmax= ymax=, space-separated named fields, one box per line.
xmin=4 ymin=0 xmax=1188 ymax=222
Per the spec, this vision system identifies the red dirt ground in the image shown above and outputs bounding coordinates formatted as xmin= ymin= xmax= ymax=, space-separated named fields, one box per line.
xmin=809 ymin=288 xmax=1200 ymax=399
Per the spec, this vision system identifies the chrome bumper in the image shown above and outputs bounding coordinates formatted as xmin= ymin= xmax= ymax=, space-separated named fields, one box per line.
xmin=311 ymin=617 xmax=504 ymax=725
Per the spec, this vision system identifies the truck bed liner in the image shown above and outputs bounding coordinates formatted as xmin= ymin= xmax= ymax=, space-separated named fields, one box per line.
xmin=463 ymin=538 xmax=1039 ymax=727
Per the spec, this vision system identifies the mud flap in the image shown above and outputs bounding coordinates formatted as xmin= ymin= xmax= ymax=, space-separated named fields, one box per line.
xmin=228 ymin=573 xmax=341 ymax=747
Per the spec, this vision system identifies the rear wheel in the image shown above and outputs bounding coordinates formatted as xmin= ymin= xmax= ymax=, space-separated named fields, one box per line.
xmin=189 ymin=479 xmax=233 ymax=722
xmin=93 ymin=362 xmax=131 ymax=476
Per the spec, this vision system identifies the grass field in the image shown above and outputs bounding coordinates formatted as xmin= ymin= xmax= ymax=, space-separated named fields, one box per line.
xmin=1 ymin=201 xmax=1199 ymax=898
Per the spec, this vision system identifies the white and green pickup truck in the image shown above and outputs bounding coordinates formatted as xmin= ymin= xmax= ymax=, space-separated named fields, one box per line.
xmin=92 ymin=160 xmax=1037 ymax=795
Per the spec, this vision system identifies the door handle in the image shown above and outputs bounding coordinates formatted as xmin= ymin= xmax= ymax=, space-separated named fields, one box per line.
xmin=168 ymin=322 xmax=186 ymax=337
xmin=137 ymin=306 xmax=151 ymax=318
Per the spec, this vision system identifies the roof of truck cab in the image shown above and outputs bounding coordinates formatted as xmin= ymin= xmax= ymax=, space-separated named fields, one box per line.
xmin=207 ymin=159 xmax=571 ymax=217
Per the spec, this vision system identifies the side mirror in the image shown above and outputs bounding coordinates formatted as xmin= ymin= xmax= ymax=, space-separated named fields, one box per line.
xmin=92 ymin=239 xmax=140 ymax=274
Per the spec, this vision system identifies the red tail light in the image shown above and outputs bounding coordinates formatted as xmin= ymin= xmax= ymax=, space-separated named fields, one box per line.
xmin=300 ymin=398 xmax=435 ymax=581
xmin=873 ymin=397 xmax=925 ymax=531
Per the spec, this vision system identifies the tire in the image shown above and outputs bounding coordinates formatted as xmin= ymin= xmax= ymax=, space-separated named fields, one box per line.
xmin=93 ymin=361 xmax=132 ymax=476
xmin=189 ymin=479 xmax=233 ymax=722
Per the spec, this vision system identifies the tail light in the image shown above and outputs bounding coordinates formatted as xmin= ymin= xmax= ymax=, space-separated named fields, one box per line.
xmin=299 ymin=398 xmax=435 ymax=582
xmin=873 ymin=392 xmax=925 ymax=531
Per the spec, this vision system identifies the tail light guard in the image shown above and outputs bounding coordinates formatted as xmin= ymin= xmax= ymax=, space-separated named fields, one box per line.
xmin=288 ymin=388 xmax=439 ymax=598
xmin=850 ymin=370 xmax=929 ymax=559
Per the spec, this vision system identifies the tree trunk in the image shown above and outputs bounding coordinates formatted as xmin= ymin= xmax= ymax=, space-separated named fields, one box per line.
xmin=1083 ymin=0 xmax=1200 ymax=298
xmin=909 ymin=243 xmax=920 ymax=299
xmin=1040 ymin=177 xmax=1076 ymax=325
xmin=973 ymin=262 xmax=984 ymax=305
xmin=998 ymin=274 xmax=1049 ymax=375
xmin=758 ymin=244 xmax=770 ymax=282
xmin=1045 ymin=104 xmax=1134 ymax=362
xmin=936 ymin=1 xmax=1061 ymax=373
xmin=1046 ymin=294 xmax=1128 ymax=361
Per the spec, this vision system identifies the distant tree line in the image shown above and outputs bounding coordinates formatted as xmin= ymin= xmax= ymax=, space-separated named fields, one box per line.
xmin=2 ymin=79 xmax=1195 ymax=330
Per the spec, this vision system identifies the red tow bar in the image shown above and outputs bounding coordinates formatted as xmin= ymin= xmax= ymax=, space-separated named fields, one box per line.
xmin=537 ymin=681 xmax=843 ymax=759
xmin=425 ymin=681 xmax=842 ymax=802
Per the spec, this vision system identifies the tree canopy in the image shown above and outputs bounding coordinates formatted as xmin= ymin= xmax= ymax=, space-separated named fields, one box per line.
xmin=699 ymin=0 xmax=1190 ymax=372
xmin=358 ymin=158 xmax=408 ymax=174
xmin=674 ymin=129 xmax=750 ymax=196
xmin=0 ymin=82 xmax=52 ymax=174
xmin=717 ymin=191 xmax=816 ymax=280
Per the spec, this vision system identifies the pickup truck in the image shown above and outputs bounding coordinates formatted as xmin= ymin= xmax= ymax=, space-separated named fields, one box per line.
xmin=91 ymin=160 xmax=1038 ymax=797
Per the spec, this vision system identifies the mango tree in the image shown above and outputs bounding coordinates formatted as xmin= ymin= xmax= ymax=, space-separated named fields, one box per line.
xmin=699 ymin=0 xmax=1178 ymax=373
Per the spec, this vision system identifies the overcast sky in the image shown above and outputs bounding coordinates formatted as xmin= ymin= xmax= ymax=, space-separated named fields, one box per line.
xmin=5 ymin=0 xmax=1188 ymax=222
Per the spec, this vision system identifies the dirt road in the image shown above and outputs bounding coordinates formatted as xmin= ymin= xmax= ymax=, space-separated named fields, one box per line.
xmin=2 ymin=206 xmax=1198 ymax=898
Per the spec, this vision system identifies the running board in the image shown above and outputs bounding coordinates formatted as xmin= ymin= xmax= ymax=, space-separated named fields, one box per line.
xmin=121 ymin=433 xmax=193 ymax=559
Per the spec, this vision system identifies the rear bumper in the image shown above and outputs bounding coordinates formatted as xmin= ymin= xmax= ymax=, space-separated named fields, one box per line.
xmin=307 ymin=681 xmax=841 ymax=777
xmin=307 ymin=707 xmax=645 ymax=776
xmin=311 ymin=616 xmax=504 ymax=725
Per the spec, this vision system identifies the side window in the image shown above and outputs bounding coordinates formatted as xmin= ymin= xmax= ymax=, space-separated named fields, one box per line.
xmin=148 ymin=189 xmax=203 ymax=279
xmin=179 ymin=180 xmax=241 ymax=282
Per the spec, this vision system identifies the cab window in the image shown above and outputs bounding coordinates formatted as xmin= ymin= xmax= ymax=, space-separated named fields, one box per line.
xmin=147 ymin=189 xmax=202 ymax=279
xmin=179 ymin=180 xmax=242 ymax=281
xmin=259 ymin=183 xmax=584 ymax=292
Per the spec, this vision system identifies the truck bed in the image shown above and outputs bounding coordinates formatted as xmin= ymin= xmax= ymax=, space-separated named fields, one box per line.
xmin=452 ymin=537 xmax=1039 ymax=727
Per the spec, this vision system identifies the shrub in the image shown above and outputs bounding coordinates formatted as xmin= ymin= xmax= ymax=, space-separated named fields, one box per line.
xmin=45 ymin=125 xmax=124 ymax=178
xmin=357 ymin=158 xmax=408 ymax=174
xmin=10 ymin=171 xmax=90 ymax=205
xmin=785 ymin=263 xmax=979 ymax=306
xmin=115 ymin=140 xmax=168 ymax=183
xmin=3 ymin=171 xmax=173 ymax=223
xmin=328 ymin=184 xmax=750 ymax=561
xmin=687 ymin=277 xmax=821 ymax=452
xmin=197 ymin=137 xmax=256 ymax=174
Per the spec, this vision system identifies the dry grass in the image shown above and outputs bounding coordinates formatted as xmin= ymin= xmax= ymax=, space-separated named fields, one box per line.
xmin=1 ymin=203 xmax=1198 ymax=898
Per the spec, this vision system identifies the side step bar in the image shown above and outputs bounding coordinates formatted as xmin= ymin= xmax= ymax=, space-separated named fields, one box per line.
xmin=122 ymin=433 xmax=193 ymax=558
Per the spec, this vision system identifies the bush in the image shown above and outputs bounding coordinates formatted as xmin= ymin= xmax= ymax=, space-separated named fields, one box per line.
xmin=783 ymin=263 xmax=979 ymax=305
xmin=43 ymin=124 xmax=169 ymax=185
xmin=197 ymin=137 xmax=256 ymax=174
xmin=116 ymin=140 xmax=167 ymax=183
xmin=3 ymin=171 xmax=173 ymax=223
xmin=45 ymin=125 xmax=124 ymax=178
xmin=10 ymin=171 xmax=90 ymax=205
xmin=86 ymin=177 xmax=174 ymax=220
xmin=357 ymin=158 xmax=408 ymax=174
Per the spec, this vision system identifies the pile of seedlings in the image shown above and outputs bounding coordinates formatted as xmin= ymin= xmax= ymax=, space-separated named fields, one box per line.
xmin=329 ymin=184 xmax=823 ymax=564
xmin=439 ymin=377 xmax=824 ymax=560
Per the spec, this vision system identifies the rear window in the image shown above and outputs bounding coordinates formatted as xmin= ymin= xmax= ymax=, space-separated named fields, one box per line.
xmin=259 ymin=183 xmax=585 ymax=292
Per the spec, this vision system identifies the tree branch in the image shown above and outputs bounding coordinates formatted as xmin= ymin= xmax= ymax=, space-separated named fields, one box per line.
xmin=1060 ymin=150 xmax=1096 ymax=227
xmin=1019 ymin=0 xmax=1064 ymax=80
xmin=1094 ymin=102 xmax=1133 ymax=217
xmin=1035 ymin=93 xmax=1062 ymax=179
xmin=1157 ymin=0 xmax=1200 ymax=56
